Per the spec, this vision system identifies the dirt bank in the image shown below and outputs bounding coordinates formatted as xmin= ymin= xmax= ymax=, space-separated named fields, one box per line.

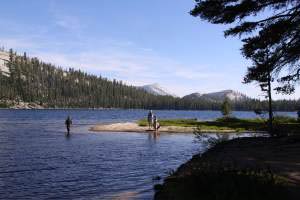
xmin=155 ymin=136 xmax=300 ymax=200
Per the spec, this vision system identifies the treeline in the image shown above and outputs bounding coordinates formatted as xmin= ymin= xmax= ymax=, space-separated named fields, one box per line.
xmin=0 ymin=49 xmax=299 ymax=111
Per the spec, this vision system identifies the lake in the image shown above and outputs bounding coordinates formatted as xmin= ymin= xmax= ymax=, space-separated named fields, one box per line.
xmin=0 ymin=110 xmax=296 ymax=199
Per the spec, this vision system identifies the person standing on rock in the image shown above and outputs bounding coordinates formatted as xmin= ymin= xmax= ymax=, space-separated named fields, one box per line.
xmin=65 ymin=116 xmax=72 ymax=135
xmin=147 ymin=110 xmax=154 ymax=129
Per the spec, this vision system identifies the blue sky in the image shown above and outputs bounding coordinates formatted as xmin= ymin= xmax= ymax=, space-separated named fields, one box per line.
xmin=0 ymin=0 xmax=298 ymax=99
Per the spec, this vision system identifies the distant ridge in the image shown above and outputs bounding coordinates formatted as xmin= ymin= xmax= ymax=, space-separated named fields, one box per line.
xmin=183 ymin=90 xmax=249 ymax=102
xmin=140 ymin=83 xmax=177 ymax=97
xmin=139 ymin=83 xmax=249 ymax=102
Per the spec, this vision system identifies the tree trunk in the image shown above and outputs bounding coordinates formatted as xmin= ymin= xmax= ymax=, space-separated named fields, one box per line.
xmin=267 ymin=72 xmax=274 ymax=136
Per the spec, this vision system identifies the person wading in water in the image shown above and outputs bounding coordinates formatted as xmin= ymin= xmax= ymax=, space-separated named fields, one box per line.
xmin=147 ymin=110 xmax=154 ymax=130
xmin=65 ymin=116 xmax=72 ymax=135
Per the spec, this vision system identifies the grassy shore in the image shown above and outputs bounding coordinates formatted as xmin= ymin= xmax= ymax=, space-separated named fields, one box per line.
xmin=138 ymin=116 xmax=300 ymax=133
xmin=90 ymin=116 xmax=299 ymax=134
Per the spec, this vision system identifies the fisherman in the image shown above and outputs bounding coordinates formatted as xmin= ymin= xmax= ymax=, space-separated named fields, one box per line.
xmin=65 ymin=116 xmax=72 ymax=135
xmin=147 ymin=110 xmax=154 ymax=129
xmin=153 ymin=115 xmax=160 ymax=131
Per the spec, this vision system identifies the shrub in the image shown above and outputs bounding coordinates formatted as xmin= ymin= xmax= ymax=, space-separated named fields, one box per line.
xmin=273 ymin=115 xmax=297 ymax=123
xmin=0 ymin=101 xmax=9 ymax=108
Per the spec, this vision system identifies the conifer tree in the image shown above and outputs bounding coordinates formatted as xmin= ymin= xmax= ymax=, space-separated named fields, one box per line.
xmin=191 ymin=0 xmax=300 ymax=94
xmin=221 ymin=98 xmax=231 ymax=118
xmin=244 ymin=50 xmax=275 ymax=135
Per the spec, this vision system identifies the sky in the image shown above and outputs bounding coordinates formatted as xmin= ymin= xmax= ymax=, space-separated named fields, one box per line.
xmin=0 ymin=0 xmax=299 ymax=100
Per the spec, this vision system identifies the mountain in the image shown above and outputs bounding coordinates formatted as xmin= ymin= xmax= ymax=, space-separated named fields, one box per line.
xmin=1 ymin=49 xmax=184 ymax=109
xmin=1 ymin=49 xmax=209 ymax=110
xmin=183 ymin=90 xmax=249 ymax=102
xmin=182 ymin=92 xmax=203 ymax=100
xmin=140 ymin=83 xmax=177 ymax=97
xmin=1 ymin=49 xmax=298 ymax=110
xmin=0 ymin=51 xmax=10 ymax=77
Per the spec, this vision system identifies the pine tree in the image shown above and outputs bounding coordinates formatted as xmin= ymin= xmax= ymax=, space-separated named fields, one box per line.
xmin=244 ymin=50 xmax=274 ymax=136
xmin=191 ymin=0 xmax=300 ymax=94
xmin=221 ymin=98 xmax=231 ymax=118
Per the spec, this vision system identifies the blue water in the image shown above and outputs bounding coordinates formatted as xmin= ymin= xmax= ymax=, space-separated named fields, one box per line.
xmin=0 ymin=109 xmax=297 ymax=199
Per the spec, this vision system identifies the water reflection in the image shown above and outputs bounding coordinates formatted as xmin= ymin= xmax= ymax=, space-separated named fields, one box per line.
xmin=65 ymin=132 xmax=71 ymax=139
xmin=147 ymin=132 xmax=160 ymax=142
xmin=109 ymin=191 xmax=139 ymax=200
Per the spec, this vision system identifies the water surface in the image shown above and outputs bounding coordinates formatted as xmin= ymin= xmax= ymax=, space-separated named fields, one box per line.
xmin=0 ymin=109 xmax=296 ymax=199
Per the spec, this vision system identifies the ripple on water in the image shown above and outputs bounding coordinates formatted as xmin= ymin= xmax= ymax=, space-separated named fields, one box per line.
xmin=0 ymin=109 xmax=293 ymax=199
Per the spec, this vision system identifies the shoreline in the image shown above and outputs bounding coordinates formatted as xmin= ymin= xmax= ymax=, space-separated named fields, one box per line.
xmin=0 ymin=107 xmax=121 ymax=110
xmin=89 ymin=122 xmax=262 ymax=133
xmin=0 ymin=106 xmax=297 ymax=113
xmin=154 ymin=136 xmax=300 ymax=200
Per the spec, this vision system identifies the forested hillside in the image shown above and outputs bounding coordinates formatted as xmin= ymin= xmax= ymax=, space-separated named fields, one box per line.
xmin=0 ymin=49 xmax=298 ymax=110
